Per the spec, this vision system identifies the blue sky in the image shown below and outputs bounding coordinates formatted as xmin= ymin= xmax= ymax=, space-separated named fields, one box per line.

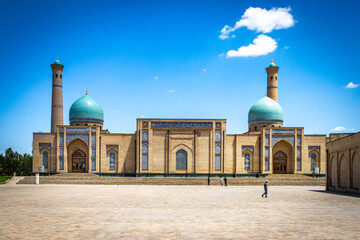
xmin=0 ymin=0 xmax=359 ymax=154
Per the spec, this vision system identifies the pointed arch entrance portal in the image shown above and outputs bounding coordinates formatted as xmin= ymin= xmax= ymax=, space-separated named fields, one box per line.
xmin=273 ymin=151 xmax=287 ymax=174
xmin=72 ymin=150 xmax=86 ymax=172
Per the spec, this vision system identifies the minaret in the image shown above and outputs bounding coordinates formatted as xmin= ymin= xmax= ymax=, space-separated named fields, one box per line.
xmin=50 ymin=57 xmax=64 ymax=133
xmin=266 ymin=59 xmax=279 ymax=102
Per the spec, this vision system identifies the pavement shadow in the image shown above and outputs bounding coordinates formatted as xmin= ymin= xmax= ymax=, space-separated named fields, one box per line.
xmin=309 ymin=190 xmax=360 ymax=198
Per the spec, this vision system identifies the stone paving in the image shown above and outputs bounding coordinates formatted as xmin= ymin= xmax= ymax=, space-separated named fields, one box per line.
xmin=0 ymin=185 xmax=359 ymax=239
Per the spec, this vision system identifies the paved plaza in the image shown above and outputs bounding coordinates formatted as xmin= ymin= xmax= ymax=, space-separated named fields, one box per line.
xmin=0 ymin=185 xmax=359 ymax=239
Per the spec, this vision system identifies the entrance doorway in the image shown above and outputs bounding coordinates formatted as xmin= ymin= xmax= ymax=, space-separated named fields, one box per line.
xmin=72 ymin=150 xmax=86 ymax=172
xmin=273 ymin=151 xmax=287 ymax=174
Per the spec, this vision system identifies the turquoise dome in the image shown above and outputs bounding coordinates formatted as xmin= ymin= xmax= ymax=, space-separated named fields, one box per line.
xmin=248 ymin=97 xmax=283 ymax=124
xmin=269 ymin=59 xmax=276 ymax=67
xmin=69 ymin=94 xmax=104 ymax=124
xmin=54 ymin=57 xmax=60 ymax=64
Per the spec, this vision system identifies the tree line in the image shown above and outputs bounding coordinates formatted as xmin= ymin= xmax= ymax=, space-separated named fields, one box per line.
xmin=0 ymin=148 xmax=32 ymax=176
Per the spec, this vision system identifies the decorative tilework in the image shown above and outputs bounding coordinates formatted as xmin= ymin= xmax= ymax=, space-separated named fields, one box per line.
xmin=60 ymin=134 xmax=64 ymax=146
xmin=297 ymin=158 xmax=301 ymax=171
xmin=272 ymin=129 xmax=295 ymax=134
xmin=92 ymin=134 xmax=96 ymax=146
xmin=66 ymin=134 xmax=89 ymax=145
xmin=151 ymin=122 xmax=213 ymax=129
xmin=272 ymin=135 xmax=294 ymax=146
xmin=215 ymin=131 xmax=221 ymax=142
xmin=91 ymin=158 xmax=96 ymax=171
xmin=265 ymin=158 xmax=269 ymax=171
xmin=106 ymin=145 xmax=118 ymax=151
xmin=308 ymin=146 xmax=320 ymax=152
xmin=297 ymin=129 xmax=302 ymax=134
xmin=215 ymin=155 xmax=221 ymax=171
xmin=215 ymin=144 xmax=221 ymax=154
xmin=242 ymin=145 xmax=254 ymax=152
xmin=59 ymin=127 xmax=64 ymax=132
xmin=59 ymin=157 xmax=64 ymax=170
xmin=265 ymin=135 xmax=270 ymax=146
xmin=60 ymin=147 xmax=64 ymax=156
xmin=39 ymin=143 xmax=51 ymax=149
xmin=142 ymin=130 xmax=148 ymax=141
xmin=66 ymin=127 xmax=89 ymax=132
xmin=265 ymin=129 xmax=270 ymax=133
xmin=142 ymin=155 xmax=148 ymax=170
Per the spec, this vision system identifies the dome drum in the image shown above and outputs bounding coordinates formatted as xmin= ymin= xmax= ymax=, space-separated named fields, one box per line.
xmin=69 ymin=117 xmax=104 ymax=124
xmin=248 ymin=119 xmax=283 ymax=125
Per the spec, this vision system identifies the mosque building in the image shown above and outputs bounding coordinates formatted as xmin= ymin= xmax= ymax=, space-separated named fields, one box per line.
xmin=32 ymin=58 xmax=327 ymax=176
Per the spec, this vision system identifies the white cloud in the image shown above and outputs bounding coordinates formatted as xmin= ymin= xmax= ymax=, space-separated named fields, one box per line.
xmin=345 ymin=82 xmax=359 ymax=88
xmin=226 ymin=34 xmax=277 ymax=57
xmin=169 ymin=89 xmax=175 ymax=93
xmin=202 ymin=68 xmax=207 ymax=72
xmin=154 ymin=76 xmax=159 ymax=80
xmin=331 ymin=126 xmax=346 ymax=131
xmin=219 ymin=7 xmax=295 ymax=40
xmin=112 ymin=110 xmax=118 ymax=113
xmin=218 ymin=53 xmax=225 ymax=57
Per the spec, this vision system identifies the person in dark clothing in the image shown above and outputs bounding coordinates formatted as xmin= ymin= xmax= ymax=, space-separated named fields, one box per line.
xmin=208 ymin=176 xmax=210 ymax=186
xmin=262 ymin=180 xmax=268 ymax=198
xmin=224 ymin=176 xmax=227 ymax=186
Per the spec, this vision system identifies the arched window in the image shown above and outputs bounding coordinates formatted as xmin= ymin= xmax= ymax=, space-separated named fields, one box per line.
xmin=142 ymin=144 xmax=148 ymax=154
xmin=43 ymin=151 xmax=48 ymax=169
xmin=142 ymin=144 xmax=148 ymax=170
xmin=311 ymin=153 xmax=317 ymax=171
xmin=254 ymin=126 xmax=257 ymax=131
xmin=244 ymin=153 xmax=250 ymax=171
xmin=215 ymin=144 xmax=221 ymax=154
xmin=142 ymin=130 xmax=148 ymax=141
xmin=176 ymin=149 xmax=187 ymax=170
xmin=215 ymin=131 xmax=221 ymax=142
xmin=109 ymin=152 xmax=115 ymax=170
xmin=56 ymin=74 xmax=58 ymax=78
xmin=271 ymin=76 xmax=273 ymax=80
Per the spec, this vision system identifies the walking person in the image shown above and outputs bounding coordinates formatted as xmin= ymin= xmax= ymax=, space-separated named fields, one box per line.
xmin=220 ymin=176 xmax=224 ymax=186
xmin=208 ymin=176 xmax=210 ymax=186
xmin=262 ymin=180 xmax=268 ymax=198
xmin=224 ymin=176 xmax=227 ymax=187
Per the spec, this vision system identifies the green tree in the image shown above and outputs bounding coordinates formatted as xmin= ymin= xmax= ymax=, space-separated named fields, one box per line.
xmin=0 ymin=148 xmax=33 ymax=176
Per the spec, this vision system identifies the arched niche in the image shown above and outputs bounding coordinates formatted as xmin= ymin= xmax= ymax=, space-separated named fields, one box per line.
xmin=272 ymin=140 xmax=294 ymax=173
xmin=170 ymin=144 xmax=193 ymax=173
xmin=67 ymin=138 xmax=89 ymax=172
xmin=338 ymin=154 xmax=349 ymax=188
xmin=351 ymin=151 xmax=359 ymax=189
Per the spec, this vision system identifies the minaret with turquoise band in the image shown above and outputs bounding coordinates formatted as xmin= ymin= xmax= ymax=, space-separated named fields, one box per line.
xmin=50 ymin=57 xmax=64 ymax=133
xmin=266 ymin=59 xmax=279 ymax=102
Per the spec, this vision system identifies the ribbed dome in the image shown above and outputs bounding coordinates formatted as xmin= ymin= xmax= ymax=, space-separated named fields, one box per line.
xmin=69 ymin=94 xmax=104 ymax=124
xmin=248 ymin=97 xmax=283 ymax=124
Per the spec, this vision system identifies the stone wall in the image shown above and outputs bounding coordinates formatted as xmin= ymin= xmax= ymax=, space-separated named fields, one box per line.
xmin=327 ymin=132 xmax=360 ymax=194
